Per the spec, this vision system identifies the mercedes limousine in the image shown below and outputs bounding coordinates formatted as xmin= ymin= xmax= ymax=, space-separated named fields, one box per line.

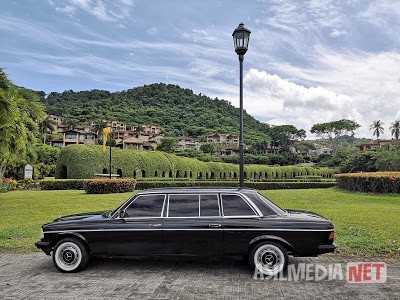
xmin=36 ymin=188 xmax=336 ymax=275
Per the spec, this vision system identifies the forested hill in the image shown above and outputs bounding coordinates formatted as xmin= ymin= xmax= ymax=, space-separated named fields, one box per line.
xmin=39 ymin=83 xmax=270 ymax=143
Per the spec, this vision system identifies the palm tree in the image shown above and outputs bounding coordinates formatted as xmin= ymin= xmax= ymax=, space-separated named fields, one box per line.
xmin=370 ymin=120 xmax=384 ymax=140
xmin=65 ymin=118 xmax=79 ymax=129
xmin=93 ymin=120 xmax=106 ymax=135
xmin=39 ymin=118 xmax=56 ymax=144
xmin=390 ymin=120 xmax=400 ymax=140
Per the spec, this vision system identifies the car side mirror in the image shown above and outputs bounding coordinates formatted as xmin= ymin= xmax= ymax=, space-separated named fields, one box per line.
xmin=118 ymin=210 xmax=126 ymax=219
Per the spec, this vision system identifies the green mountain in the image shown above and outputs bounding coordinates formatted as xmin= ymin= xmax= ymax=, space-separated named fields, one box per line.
xmin=38 ymin=83 xmax=270 ymax=144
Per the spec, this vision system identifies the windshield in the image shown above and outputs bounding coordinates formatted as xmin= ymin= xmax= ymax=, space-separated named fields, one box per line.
xmin=108 ymin=195 xmax=134 ymax=218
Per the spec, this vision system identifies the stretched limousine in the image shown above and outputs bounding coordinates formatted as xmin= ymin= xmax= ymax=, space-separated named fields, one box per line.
xmin=36 ymin=188 xmax=336 ymax=275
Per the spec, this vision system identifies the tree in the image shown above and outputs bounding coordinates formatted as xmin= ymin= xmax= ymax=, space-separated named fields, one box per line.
xmin=65 ymin=118 xmax=79 ymax=129
xmin=310 ymin=119 xmax=360 ymax=156
xmin=92 ymin=120 xmax=107 ymax=137
xmin=370 ymin=120 xmax=384 ymax=140
xmin=390 ymin=120 xmax=400 ymax=140
xmin=269 ymin=125 xmax=306 ymax=152
xmin=157 ymin=137 xmax=178 ymax=153
xmin=200 ymin=143 xmax=215 ymax=154
xmin=39 ymin=118 xmax=56 ymax=144
xmin=0 ymin=70 xmax=45 ymax=178
xmin=294 ymin=141 xmax=316 ymax=154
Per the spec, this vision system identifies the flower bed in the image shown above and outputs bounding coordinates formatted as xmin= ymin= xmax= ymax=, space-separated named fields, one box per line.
xmin=336 ymin=172 xmax=400 ymax=193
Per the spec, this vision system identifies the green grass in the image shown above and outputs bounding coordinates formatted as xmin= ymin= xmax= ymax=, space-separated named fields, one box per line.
xmin=0 ymin=190 xmax=133 ymax=252
xmin=260 ymin=188 xmax=400 ymax=256
xmin=0 ymin=188 xmax=399 ymax=256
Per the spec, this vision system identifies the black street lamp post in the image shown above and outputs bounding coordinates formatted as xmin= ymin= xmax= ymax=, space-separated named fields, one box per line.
xmin=232 ymin=22 xmax=251 ymax=188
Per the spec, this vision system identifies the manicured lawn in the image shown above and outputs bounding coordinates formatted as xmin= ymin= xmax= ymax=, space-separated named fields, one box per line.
xmin=260 ymin=188 xmax=400 ymax=256
xmin=0 ymin=188 xmax=399 ymax=256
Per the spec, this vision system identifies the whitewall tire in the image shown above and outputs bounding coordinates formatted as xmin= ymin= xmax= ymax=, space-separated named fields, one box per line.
xmin=52 ymin=238 xmax=90 ymax=272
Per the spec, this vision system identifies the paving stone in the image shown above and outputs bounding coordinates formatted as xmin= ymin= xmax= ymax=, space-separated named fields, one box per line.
xmin=0 ymin=253 xmax=399 ymax=299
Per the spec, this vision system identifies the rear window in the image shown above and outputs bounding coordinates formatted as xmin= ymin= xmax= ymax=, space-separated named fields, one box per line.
xmin=243 ymin=192 xmax=285 ymax=216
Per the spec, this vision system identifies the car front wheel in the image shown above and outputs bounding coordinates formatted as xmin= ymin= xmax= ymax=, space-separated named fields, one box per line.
xmin=53 ymin=238 xmax=90 ymax=272
xmin=250 ymin=242 xmax=288 ymax=276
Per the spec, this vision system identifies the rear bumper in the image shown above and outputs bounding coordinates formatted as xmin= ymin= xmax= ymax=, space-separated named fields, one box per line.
xmin=318 ymin=243 xmax=336 ymax=254
xmin=35 ymin=241 xmax=52 ymax=255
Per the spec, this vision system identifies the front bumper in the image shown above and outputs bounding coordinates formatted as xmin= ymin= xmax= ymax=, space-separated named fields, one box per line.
xmin=35 ymin=241 xmax=52 ymax=255
xmin=318 ymin=243 xmax=336 ymax=254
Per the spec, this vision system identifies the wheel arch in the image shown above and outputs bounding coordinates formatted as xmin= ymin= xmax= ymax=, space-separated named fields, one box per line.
xmin=249 ymin=235 xmax=295 ymax=254
xmin=50 ymin=232 xmax=90 ymax=252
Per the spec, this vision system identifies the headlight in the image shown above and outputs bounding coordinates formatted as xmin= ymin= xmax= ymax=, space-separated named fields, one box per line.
xmin=40 ymin=228 xmax=44 ymax=239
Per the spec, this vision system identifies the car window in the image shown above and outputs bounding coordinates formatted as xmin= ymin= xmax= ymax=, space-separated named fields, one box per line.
xmin=168 ymin=194 xmax=199 ymax=217
xmin=221 ymin=194 xmax=256 ymax=216
xmin=124 ymin=194 xmax=165 ymax=218
xmin=243 ymin=192 xmax=279 ymax=216
xmin=200 ymin=194 xmax=220 ymax=217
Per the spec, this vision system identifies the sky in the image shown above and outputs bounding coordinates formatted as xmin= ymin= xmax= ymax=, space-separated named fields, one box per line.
xmin=1 ymin=0 xmax=400 ymax=138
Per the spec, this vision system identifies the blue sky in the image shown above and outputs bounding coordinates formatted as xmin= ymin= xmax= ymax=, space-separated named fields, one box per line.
xmin=1 ymin=0 xmax=400 ymax=137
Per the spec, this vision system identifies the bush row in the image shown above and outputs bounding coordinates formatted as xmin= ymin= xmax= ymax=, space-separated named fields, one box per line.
xmin=85 ymin=179 xmax=137 ymax=194
xmin=40 ymin=179 xmax=90 ymax=190
xmin=136 ymin=181 xmax=337 ymax=190
xmin=336 ymin=172 xmax=400 ymax=193
xmin=55 ymin=144 xmax=336 ymax=180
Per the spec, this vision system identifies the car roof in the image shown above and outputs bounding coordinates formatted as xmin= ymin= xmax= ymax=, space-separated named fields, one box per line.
xmin=136 ymin=187 xmax=257 ymax=194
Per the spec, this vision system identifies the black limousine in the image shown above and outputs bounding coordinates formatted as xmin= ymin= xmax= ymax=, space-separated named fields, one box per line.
xmin=36 ymin=188 xmax=336 ymax=275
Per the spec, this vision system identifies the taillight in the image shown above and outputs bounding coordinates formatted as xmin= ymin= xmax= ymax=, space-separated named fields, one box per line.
xmin=329 ymin=231 xmax=336 ymax=240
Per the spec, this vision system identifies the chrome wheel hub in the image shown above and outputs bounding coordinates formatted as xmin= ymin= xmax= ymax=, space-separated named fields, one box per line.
xmin=54 ymin=242 xmax=82 ymax=271
xmin=254 ymin=244 xmax=285 ymax=276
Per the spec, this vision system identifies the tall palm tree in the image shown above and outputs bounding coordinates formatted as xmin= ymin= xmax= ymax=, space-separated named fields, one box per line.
xmin=390 ymin=120 xmax=400 ymax=140
xmin=370 ymin=120 xmax=384 ymax=140
xmin=39 ymin=118 xmax=56 ymax=144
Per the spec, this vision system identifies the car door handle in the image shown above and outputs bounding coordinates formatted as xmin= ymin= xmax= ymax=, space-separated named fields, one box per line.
xmin=208 ymin=224 xmax=222 ymax=228
xmin=149 ymin=224 xmax=162 ymax=227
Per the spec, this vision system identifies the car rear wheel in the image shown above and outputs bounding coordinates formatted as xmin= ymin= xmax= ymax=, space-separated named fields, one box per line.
xmin=53 ymin=238 xmax=90 ymax=272
xmin=249 ymin=242 xmax=288 ymax=276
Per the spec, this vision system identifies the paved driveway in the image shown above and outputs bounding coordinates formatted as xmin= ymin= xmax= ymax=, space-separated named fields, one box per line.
xmin=0 ymin=253 xmax=399 ymax=299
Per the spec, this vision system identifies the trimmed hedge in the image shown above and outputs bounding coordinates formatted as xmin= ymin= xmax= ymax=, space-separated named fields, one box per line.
xmin=85 ymin=179 xmax=137 ymax=194
xmin=40 ymin=179 xmax=91 ymax=190
xmin=336 ymin=172 xmax=400 ymax=193
xmin=136 ymin=181 xmax=336 ymax=190
xmin=55 ymin=144 xmax=336 ymax=180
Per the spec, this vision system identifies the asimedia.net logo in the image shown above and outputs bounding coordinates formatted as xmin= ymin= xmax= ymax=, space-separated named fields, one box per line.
xmin=253 ymin=262 xmax=387 ymax=283
xmin=347 ymin=262 xmax=387 ymax=283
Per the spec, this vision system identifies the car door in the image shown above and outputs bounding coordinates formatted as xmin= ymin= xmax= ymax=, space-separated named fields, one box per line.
xmin=163 ymin=193 xmax=223 ymax=257
xmin=105 ymin=194 xmax=166 ymax=257
xmin=220 ymin=193 xmax=261 ymax=256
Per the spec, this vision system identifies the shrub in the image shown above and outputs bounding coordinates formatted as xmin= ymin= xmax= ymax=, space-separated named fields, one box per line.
xmin=85 ymin=179 xmax=137 ymax=194
xmin=40 ymin=179 xmax=90 ymax=190
xmin=17 ymin=179 xmax=41 ymax=190
xmin=136 ymin=181 xmax=336 ymax=190
xmin=336 ymin=172 xmax=400 ymax=193
xmin=0 ymin=178 xmax=17 ymax=193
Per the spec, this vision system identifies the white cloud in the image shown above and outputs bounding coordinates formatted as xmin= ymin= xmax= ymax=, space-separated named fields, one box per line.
xmin=50 ymin=0 xmax=134 ymax=22
xmin=242 ymin=68 xmax=366 ymax=137
xmin=146 ymin=27 xmax=159 ymax=35
xmin=330 ymin=28 xmax=346 ymax=38
xmin=56 ymin=5 xmax=76 ymax=15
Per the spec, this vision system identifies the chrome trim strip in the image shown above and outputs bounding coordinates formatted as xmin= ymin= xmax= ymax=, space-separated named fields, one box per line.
xmin=44 ymin=228 xmax=334 ymax=233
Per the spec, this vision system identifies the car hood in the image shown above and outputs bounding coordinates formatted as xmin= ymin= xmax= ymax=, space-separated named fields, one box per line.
xmin=52 ymin=211 xmax=110 ymax=223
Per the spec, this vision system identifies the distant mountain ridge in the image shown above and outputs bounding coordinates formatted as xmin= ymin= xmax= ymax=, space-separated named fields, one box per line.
xmin=38 ymin=83 xmax=270 ymax=144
